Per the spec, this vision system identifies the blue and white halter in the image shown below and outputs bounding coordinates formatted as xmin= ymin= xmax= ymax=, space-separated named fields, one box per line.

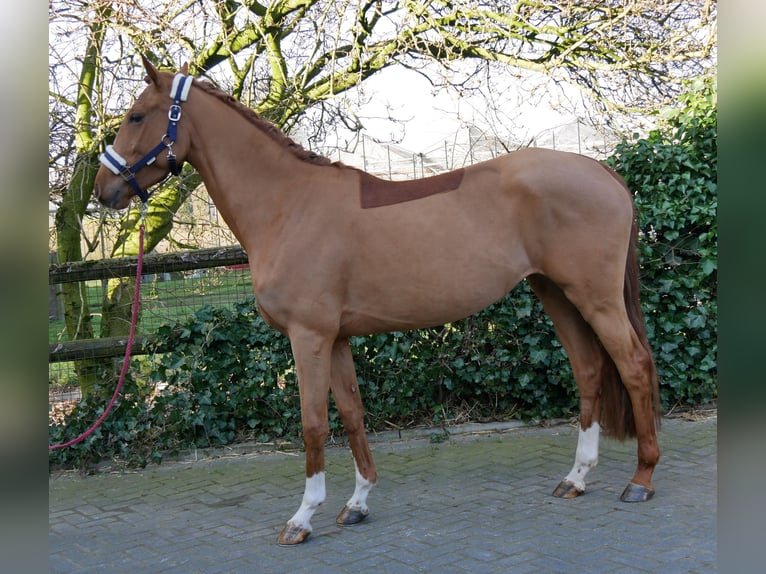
xmin=99 ymin=73 xmax=193 ymax=203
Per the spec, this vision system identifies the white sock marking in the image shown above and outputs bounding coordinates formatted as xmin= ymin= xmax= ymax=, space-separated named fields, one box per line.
xmin=564 ymin=422 xmax=600 ymax=491
xmin=287 ymin=472 xmax=326 ymax=532
xmin=345 ymin=460 xmax=374 ymax=512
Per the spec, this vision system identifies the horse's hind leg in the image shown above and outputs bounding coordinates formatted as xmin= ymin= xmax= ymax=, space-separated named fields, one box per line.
xmin=584 ymin=306 xmax=660 ymax=501
xmin=528 ymin=275 xmax=606 ymax=498
xmin=330 ymin=338 xmax=377 ymax=526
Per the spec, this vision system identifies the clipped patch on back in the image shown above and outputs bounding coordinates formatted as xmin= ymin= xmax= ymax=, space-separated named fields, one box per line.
xmin=360 ymin=169 xmax=464 ymax=208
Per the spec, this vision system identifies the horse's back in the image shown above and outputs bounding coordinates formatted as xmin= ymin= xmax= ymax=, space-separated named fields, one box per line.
xmin=351 ymin=148 xmax=633 ymax=261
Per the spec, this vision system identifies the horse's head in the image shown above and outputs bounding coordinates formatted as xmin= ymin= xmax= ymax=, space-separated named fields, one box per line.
xmin=94 ymin=56 xmax=192 ymax=209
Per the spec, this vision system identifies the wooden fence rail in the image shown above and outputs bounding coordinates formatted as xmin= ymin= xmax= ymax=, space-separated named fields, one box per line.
xmin=49 ymin=335 xmax=160 ymax=363
xmin=49 ymin=245 xmax=248 ymax=284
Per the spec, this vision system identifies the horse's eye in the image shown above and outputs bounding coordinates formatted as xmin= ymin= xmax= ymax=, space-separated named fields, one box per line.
xmin=129 ymin=113 xmax=144 ymax=124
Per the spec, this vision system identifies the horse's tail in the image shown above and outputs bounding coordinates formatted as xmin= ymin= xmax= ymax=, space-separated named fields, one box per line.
xmin=599 ymin=165 xmax=662 ymax=440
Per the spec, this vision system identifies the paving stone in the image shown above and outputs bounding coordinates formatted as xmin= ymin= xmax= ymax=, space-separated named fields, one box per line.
xmin=50 ymin=416 xmax=716 ymax=573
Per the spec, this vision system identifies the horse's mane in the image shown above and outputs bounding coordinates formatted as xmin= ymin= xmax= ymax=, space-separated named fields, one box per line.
xmin=192 ymin=79 xmax=344 ymax=168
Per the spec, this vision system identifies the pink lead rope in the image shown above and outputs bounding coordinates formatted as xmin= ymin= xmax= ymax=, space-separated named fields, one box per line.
xmin=49 ymin=212 xmax=146 ymax=451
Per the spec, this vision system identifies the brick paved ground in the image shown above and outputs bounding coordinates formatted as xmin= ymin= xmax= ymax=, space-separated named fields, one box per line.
xmin=49 ymin=415 xmax=716 ymax=573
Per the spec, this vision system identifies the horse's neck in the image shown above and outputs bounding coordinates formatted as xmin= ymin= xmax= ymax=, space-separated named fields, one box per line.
xmin=188 ymin=105 xmax=293 ymax=193
xmin=185 ymin=99 xmax=309 ymax=244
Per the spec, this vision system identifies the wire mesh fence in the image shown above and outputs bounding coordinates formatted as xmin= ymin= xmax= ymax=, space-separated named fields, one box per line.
xmin=48 ymin=264 xmax=254 ymax=402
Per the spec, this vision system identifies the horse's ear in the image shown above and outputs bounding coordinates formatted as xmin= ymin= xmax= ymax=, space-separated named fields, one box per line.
xmin=179 ymin=62 xmax=189 ymax=75
xmin=141 ymin=54 xmax=159 ymax=85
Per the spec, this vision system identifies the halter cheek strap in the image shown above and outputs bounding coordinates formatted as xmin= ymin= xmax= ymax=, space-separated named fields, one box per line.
xmin=99 ymin=72 xmax=194 ymax=204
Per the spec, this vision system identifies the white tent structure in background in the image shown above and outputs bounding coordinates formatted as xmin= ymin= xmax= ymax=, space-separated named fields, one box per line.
xmin=319 ymin=117 xmax=621 ymax=181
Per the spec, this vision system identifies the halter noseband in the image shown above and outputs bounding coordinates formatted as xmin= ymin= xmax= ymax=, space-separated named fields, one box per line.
xmin=99 ymin=73 xmax=193 ymax=204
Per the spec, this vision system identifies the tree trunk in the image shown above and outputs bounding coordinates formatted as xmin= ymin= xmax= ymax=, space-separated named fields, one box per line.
xmin=53 ymin=1 xmax=112 ymax=398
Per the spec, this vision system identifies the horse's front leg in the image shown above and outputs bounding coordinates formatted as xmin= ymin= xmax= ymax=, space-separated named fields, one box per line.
xmin=330 ymin=338 xmax=377 ymax=526
xmin=277 ymin=329 xmax=333 ymax=546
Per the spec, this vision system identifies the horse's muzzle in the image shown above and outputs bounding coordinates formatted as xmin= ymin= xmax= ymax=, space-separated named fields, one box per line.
xmin=93 ymin=180 xmax=131 ymax=210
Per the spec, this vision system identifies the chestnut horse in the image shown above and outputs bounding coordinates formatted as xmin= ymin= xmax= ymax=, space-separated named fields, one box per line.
xmin=94 ymin=57 xmax=661 ymax=546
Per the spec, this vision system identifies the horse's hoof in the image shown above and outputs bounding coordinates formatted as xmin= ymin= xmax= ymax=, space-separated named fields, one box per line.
xmin=277 ymin=522 xmax=311 ymax=546
xmin=620 ymin=482 xmax=655 ymax=502
xmin=336 ymin=504 xmax=369 ymax=526
xmin=552 ymin=479 xmax=584 ymax=499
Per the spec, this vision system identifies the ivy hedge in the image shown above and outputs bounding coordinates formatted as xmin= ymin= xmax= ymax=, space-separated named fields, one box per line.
xmin=606 ymin=76 xmax=717 ymax=407
xmin=49 ymin=78 xmax=717 ymax=469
